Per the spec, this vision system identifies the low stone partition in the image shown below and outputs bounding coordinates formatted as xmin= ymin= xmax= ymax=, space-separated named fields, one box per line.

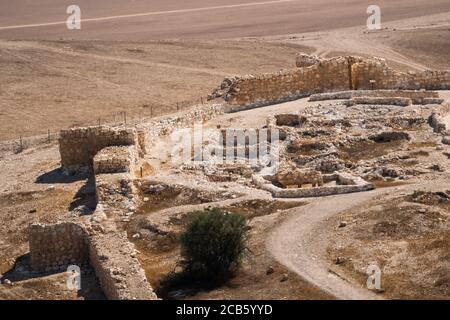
xmin=429 ymin=112 xmax=450 ymax=135
xmin=309 ymin=90 xmax=441 ymax=105
xmin=309 ymin=91 xmax=353 ymax=101
xmin=28 ymin=222 xmax=89 ymax=272
xmin=89 ymin=232 xmax=157 ymax=300
xmin=253 ymin=172 xmax=373 ymax=198
xmin=59 ymin=126 xmax=141 ymax=174
xmin=344 ymin=97 xmax=412 ymax=107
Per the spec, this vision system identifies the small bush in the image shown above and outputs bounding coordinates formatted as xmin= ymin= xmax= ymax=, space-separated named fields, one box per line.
xmin=178 ymin=208 xmax=249 ymax=284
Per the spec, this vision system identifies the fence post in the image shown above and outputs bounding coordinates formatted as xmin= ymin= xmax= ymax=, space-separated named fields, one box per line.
xmin=20 ymin=135 xmax=23 ymax=151
xmin=151 ymin=106 xmax=154 ymax=117
xmin=48 ymin=129 xmax=51 ymax=143
xmin=124 ymin=112 xmax=127 ymax=124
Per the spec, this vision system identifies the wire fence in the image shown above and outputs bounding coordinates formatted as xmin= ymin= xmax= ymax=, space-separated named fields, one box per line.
xmin=0 ymin=97 xmax=208 ymax=154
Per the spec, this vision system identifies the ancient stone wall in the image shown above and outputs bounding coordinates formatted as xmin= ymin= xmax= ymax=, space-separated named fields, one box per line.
xmin=138 ymin=104 xmax=224 ymax=151
xmin=30 ymin=122 xmax=157 ymax=299
xmin=89 ymin=232 xmax=157 ymax=300
xmin=253 ymin=173 xmax=373 ymax=198
xmin=352 ymin=60 xmax=450 ymax=91
xmin=210 ymin=55 xmax=449 ymax=111
xmin=29 ymin=222 xmax=89 ymax=271
xmin=28 ymin=221 xmax=156 ymax=300
xmin=344 ymin=97 xmax=412 ymax=107
xmin=93 ymin=146 xmax=138 ymax=175
xmin=59 ymin=126 xmax=139 ymax=174
xmin=309 ymin=90 xmax=441 ymax=104
xmin=215 ymin=56 xmax=352 ymax=112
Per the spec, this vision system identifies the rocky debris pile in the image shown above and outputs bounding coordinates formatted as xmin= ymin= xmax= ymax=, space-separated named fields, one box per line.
xmin=407 ymin=190 xmax=450 ymax=206
xmin=275 ymin=114 xmax=307 ymax=127
xmin=295 ymin=53 xmax=321 ymax=68
xmin=276 ymin=164 xmax=323 ymax=188
xmin=208 ymin=77 xmax=240 ymax=102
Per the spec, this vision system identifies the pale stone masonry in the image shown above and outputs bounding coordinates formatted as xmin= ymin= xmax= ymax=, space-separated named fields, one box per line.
xmin=29 ymin=222 xmax=89 ymax=271
xmin=93 ymin=146 xmax=138 ymax=174
xmin=210 ymin=55 xmax=450 ymax=111
xmin=253 ymin=173 xmax=374 ymax=198
xmin=59 ymin=126 xmax=140 ymax=174
xmin=28 ymin=104 xmax=226 ymax=300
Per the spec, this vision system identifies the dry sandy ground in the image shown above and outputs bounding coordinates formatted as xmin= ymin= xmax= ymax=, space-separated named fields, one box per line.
xmin=0 ymin=0 xmax=449 ymax=300
xmin=1 ymin=0 xmax=449 ymax=40
xmin=0 ymin=40 xmax=309 ymax=141
xmin=265 ymin=12 xmax=450 ymax=71
xmin=0 ymin=4 xmax=449 ymax=142
xmin=325 ymin=183 xmax=450 ymax=299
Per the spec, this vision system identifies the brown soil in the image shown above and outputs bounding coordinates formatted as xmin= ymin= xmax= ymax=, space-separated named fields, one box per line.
xmin=0 ymin=188 xmax=77 ymax=274
xmin=0 ymin=271 xmax=105 ymax=300
xmin=369 ymin=180 xmax=411 ymax=189
xmin=389 ymin=27 xmax=450 ymax=71
xmin=0 ymin=39 xmax=310 ymax=141
xmin=130 ymin=199 xmax=331 ymax=300
xmin=327 ymin=191 xmax=450 ymax=299
xmin=338 ymin=140 xmax=404 ymax=162
xmin=222 ymin=199 xmax=307 ymax=219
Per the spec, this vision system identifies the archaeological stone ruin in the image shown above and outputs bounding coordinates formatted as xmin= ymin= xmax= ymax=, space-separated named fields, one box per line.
xmin=26 ymin=54 xmax=450 ymax=299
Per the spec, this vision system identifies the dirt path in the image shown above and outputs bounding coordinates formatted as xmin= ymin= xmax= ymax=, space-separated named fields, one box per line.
xmin=267 ymin=179 xmax=449 ymax=300
xmin=263 ymin=12 xmax=450 ymax=71
xmin=267 ymin=189 xmax=387 ymax=300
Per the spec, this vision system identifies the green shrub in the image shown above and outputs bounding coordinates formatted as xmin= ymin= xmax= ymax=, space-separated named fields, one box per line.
xmin=178 ymin=208 xmax=249 ymax=284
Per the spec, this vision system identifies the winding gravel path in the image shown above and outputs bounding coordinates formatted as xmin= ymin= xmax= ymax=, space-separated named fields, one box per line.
xmin=267 ymin=189 xmax=387 ymax=300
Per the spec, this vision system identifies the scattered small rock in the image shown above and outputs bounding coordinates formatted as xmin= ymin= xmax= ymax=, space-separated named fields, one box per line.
xmin=429 ymin=164 xmax=444 ymax=172
xmin=132 ymin=233 xmax=141 ymax=240
xmin=280 ymin=273 xmax=289 ymax=282
xmin=29 ymin=209 xmax=37 ymax=214
xmin=266 ymin=266 xmax=275 ymax=275
xmin=338 ymin=221 xmax=348 ymax=228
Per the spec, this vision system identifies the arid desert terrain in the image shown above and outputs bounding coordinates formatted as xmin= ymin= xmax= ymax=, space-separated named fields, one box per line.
xmin=0 ymin=0 xmax=449 ymax=300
